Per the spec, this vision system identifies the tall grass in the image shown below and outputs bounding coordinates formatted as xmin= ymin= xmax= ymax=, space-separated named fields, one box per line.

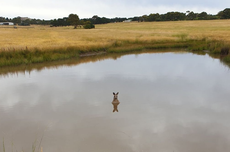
xmin=3 ymin=138 xmax=5 ymax=152
xmin=222 ymin=56 xmax=230 ymax=62
xmin=1 ymin=20 xmax=230 ymax=67
xmin=1 ymin=138 xmax=43 ymax=152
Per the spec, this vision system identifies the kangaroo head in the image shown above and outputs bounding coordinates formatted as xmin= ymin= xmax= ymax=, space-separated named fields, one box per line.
xmin=113 ymin=92 xmax=119 ymax=100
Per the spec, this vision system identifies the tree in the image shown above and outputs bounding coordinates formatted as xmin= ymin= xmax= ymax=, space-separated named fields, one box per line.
xmin=12 ymin=16 xmax=21 ymax=24
xmin=19 ymin=19 xmax=30 ymax=26
xmin=148 ymin=13 xmax=161 ymax=21
xmin=163 ymin=12 xmax=186 ymax=21
xmin=92 ymin=15 xmax=99 ymax=20
xmin=68 ymin=14 xmax=79 ymax=29
xmin=186 ymin=11 xmax=197 ymax=20
xmin=141 ymin=15 xmax=148 ymax=21
xmin=198 ymin=12 xmax=208 ymax=20
xmin=218 ymin=8 xmax=230 ymax=19
xmin=0 ymin=17 xmax=6 ymax=22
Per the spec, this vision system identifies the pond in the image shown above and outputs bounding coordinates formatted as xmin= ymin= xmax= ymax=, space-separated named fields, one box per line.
xmin=0 ymin=50 xmax=230 ymax=152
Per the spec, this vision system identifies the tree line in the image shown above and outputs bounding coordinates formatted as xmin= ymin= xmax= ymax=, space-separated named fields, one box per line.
xmin=51 ymin=14 xmax=95 ymax=29
xmin=0 ymin=16 xmax=51 ymax=25
xmin=49 ymin=8 xmax=230 ymax=27
xmin=50 ymin=15 xmax=127 ymax=27
xmin=0 ymin=8 xmax=230 ymax=27
xmin=136 ymin=9 xmax=230 ymax=22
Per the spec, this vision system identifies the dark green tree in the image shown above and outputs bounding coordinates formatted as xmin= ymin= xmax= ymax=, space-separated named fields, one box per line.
xmin=141 ymin=15 xmax=148 ymax=21
xmin=148 ymin=13 xmax=161 ymax=21
xmin=83 ymin=21 xmax=95 ymax=29
xmin=19 ymin=19 xmax=30 ymax=26
xmin=218 ymin=8 xmax=230 ymax=19
xmin=198 ymin=12 xmax=208 ymax=20
xmin=0 ymin=17 xmax=7 ymax=22
xmin=92 ymin=15 xmax=99 ymax=20
xmin=186 ymin=11 xmax=197 ymax=20
xmin=68 ymin=14 xmax=80 ymax=29
xmin=12 ymin=16 xmax=21 ymax=24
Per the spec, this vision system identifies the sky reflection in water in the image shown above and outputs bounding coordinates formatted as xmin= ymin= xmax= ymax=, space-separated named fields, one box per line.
xmin=0 ymin=52 xmax=230 ymax=152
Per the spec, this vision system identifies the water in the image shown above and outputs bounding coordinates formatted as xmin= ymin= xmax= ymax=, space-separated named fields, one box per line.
xmin=1 ymin=51 xmax=230 ymax=152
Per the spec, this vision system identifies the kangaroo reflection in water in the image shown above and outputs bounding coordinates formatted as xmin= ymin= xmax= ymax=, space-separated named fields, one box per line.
xmin=112 ymin=92 xmax=120 ymax=112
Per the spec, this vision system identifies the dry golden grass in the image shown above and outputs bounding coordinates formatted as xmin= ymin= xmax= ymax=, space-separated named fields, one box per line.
xmin=1 ymin=20 xmax=230 ymax=52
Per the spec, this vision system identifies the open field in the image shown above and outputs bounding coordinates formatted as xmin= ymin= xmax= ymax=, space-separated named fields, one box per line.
xmin=0 ymin=20 xmax=230 ymax=66
xmin=1 ymin=20 xmax=230 ymax=50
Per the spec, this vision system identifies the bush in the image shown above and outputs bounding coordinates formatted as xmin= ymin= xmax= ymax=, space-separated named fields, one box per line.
xmin=84 ymin=21 xmax=95 ymax=29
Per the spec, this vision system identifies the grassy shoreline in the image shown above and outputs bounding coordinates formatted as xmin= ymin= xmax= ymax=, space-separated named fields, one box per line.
xmin=0 ymin=38 xmax=229 ymax=67
xmin=0 ymin=49 xmax=188 ymax=76
xmin=0 ymin=20 xmax=230 ymax=67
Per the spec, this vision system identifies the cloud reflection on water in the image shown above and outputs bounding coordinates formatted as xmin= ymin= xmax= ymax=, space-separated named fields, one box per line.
xmin=0 ymin=52 xmax=230 ymax=152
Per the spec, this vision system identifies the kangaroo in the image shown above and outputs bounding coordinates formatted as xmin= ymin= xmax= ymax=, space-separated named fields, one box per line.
xmin=112 ymin=92 xmax=120 ymax=112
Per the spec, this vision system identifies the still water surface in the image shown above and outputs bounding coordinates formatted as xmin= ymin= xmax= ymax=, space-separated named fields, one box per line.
xmin=1 ymin=51 xmax=230 ymax=152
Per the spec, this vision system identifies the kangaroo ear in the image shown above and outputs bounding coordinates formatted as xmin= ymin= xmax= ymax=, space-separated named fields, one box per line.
xmin=116 ymin=92 xmax=119 ymax=95
xmin=113 ymin=92 xmax=115 ymax=95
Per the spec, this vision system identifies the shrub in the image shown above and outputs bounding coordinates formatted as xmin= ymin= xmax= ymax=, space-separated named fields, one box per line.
xmin=84 ymin=21 xmax=95 ymax=29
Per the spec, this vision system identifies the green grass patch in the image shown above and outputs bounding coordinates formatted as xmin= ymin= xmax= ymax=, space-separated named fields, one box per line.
xmin=108 ymin=40 xmax=190 ymax=53
xmin=0 ymin=38 xmax=230 ymax=67
xmin=222 ymin=56 xmax=230 ymax=62
xmin=0 ymin=48 xmax=80 ymax=67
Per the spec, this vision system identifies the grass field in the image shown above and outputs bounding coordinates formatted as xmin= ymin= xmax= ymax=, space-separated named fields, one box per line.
xmin=0 ymin=20 xmax=230 ymax=66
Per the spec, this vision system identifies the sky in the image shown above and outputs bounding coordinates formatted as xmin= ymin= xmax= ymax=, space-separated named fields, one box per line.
xmin=1 ymin=0 xmax=229 ymax=20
